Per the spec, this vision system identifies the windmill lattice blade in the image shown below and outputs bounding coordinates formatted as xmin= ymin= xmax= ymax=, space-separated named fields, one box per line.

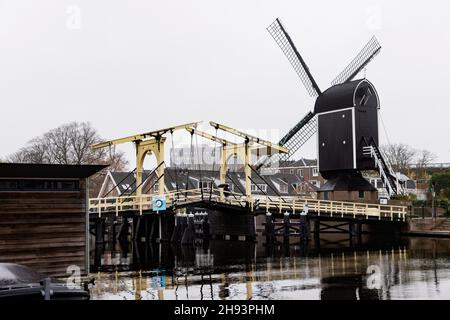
xmin=279 ymin=112 xmax=317 ymax=162
xmin=331 ymin=36 xmax=381 ymax=86
xmin=267 ymin=18 xmax=321 ymax=97
xmin=256 ymin=111 xmax=317 ymax=170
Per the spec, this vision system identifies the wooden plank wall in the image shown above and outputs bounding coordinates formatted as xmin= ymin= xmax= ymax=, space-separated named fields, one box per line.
xmin=0 ymin=179 xmax=87 ymax=277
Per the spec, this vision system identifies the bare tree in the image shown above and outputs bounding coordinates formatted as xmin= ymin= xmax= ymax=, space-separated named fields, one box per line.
xmin=415 ymin=149 xmax=437 ymax=180
xmin=7 ymin=122 xmax=127 ymax=167
xmin=6 ymin=122 xmax=128 ymax=196
xmin=416 ymin=149 xmax=437 ymax=168
xmin=380 ymin=143 xmax=416 ymax=173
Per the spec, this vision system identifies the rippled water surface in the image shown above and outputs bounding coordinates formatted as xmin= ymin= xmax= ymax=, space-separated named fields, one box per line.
xmin=89 ymin=236 xmax=450 ymax=300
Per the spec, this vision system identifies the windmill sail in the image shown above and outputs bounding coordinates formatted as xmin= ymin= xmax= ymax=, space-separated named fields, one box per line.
xmin=256 ymin=111 xmax=317 ymax=169
xmin=267 ymin=18 xmax=321 ymax=97
xmin=331 ymin=36 xmax=381 ymax=86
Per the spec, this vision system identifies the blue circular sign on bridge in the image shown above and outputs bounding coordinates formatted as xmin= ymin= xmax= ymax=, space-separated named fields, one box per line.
xmin=152 ymin=197 xmax=167 ymax=212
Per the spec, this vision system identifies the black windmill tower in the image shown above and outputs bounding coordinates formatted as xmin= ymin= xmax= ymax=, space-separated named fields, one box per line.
xmin=261 ymin=18 xmax=401 ymax=199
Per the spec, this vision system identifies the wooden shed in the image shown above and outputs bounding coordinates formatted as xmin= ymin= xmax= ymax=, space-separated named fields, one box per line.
xmin=0 ymin=163 xmax=106 ymax=277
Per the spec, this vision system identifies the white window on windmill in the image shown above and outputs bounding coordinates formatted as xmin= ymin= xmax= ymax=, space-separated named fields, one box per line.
xmin=153 ymin=182 xmax=159 ymax=193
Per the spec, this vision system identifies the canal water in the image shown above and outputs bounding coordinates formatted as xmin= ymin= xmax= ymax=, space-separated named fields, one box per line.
xmin=89 ymin=235 xmax=450 ymax=300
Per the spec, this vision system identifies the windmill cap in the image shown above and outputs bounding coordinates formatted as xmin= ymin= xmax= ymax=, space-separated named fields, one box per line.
xmin=314 ymin=79 xmax=379 ymax=114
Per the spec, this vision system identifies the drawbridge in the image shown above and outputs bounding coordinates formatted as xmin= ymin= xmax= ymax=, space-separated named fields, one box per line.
xmin=89 ymin=121 xmax=407 ymax=222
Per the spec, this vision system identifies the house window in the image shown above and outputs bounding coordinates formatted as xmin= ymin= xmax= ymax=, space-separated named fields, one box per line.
xmin=251 ymin=184 xmax=267 ymax=192
xmin=312 ymin=167 xmax=318 ymax=176
xmin=199 ymin=181 xmax=212 ymax=189
xmin=153 ymin=182 xmax=159 ymax=193
xmin=297 ymin=169 xmax=303 ymax=177
xmin=323 ymin=191 xmax=329 ymax=200
xmin=358 ymin=191 xmax=365 ymax=199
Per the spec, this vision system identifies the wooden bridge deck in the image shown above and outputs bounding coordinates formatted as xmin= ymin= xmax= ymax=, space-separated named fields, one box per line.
xmin=89 ymin=188 xmax=408 ymax=222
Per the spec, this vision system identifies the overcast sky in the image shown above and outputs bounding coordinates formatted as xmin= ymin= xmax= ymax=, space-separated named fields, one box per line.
xmin=1 ymin=0 xmax=449 ymax=168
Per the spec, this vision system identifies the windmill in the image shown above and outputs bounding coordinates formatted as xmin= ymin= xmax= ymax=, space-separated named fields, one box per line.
xmin=260 ymin=18 xmax=401 ymax=199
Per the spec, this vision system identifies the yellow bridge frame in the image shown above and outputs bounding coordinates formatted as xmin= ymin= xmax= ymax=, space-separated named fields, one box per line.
xmin=91 ymin=121 xmax=288 ymax=200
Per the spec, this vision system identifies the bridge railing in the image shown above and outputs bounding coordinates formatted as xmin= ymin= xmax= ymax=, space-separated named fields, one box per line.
xmin=89 ymin=189 xmax=408 ymax=221
xmin=252 ymin=196 xmax=407 ymax=221
xmin=89 ymin=187 xmax=227 ymax=217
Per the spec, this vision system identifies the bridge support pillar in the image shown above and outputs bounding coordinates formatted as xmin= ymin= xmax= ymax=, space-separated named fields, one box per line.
xmin=95 ymin=218 xmax=105 ymax=245
xmin=265 ymin=212 xmax=273 ymax=243
xmin=313 ymin=219 xmax=320 ymax=238
xmin=349 ymin=220 xmax=363 ymax=247
xmin=118 ymin=217 xmax=130 ymax=242
xmin=181 ymin=213 xmax=195 ymax=245
xmin=133 ymin=216 xmax=143 ymax=242
xmin=111 ymin=217 xmax=117 ymax=246
xmin=299 ymin=215 xmax=310 ymax=242
xmin=283 ymin=212 xmax=290 ymax=244
xmin=171 ymin=213 xmax=187 ymax=243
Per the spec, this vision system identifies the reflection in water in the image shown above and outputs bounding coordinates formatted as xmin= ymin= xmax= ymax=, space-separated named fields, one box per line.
xmin=89 ymin=236 xmax=450 ymax=300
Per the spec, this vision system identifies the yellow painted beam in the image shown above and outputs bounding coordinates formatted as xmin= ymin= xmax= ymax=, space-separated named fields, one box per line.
xmin=209 ymin=121 xmax=289 ymax=154
xmin=90 ymin=121 xmax=200 ymax=149
xmin=185 ymin=128 xmax=236 ymax=146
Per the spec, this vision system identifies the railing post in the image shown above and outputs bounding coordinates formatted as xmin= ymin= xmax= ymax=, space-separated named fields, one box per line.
xmin=98 ymin=199 xmax=102 ymax=218
xmin=115 ymin=198 xmax=119 ymax=217
xmin=317 ymin=200 xmax=321 ymax=216
xmin=330 ymin=201 xmax=333 ymax=217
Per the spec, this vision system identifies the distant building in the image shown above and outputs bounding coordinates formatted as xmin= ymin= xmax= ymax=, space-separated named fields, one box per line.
xmin=100 ymin=157 xmax=426 ymax=201
xmin=98 ymin=166 xmax=319 ymax=199
xmin=367 ymin=173 xmax=424 ymax=200
xmin=261 ymin=158 xmax=326 ymax=190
